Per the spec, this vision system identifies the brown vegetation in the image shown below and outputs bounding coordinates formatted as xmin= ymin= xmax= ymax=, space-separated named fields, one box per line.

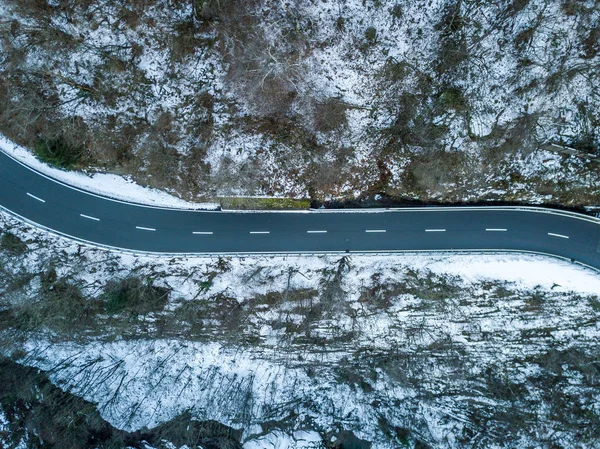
xmin=0 ymin=0 xmax=599 ymax=206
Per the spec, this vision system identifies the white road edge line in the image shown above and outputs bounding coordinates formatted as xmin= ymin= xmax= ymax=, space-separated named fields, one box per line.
xmin=80 ymin=214 xmax=100 ymax=221
xmin=307 ymin=230 xmax=327 ymax=234
xmin=365 ymin=229 xmax=386 ymax=233
xmin=193 ymin=231 xmax=213 ymax=235
xmin=249 ymin=231 xmax=270 ymax=234
xmin=486 ymin=228 xmax=507 ymax=232
xmin=548 ymin=232 xmax=569 ymax=239
xmin=3 ymin=202 xmax=599 ymax=273
xmin=26 ymin=192 xmax=45 ymax=203
xmin=136 ymin=226 xmax=156 ymax=232
xmin=3 ymin=147 xmax=599 ymax=223
xmin=425 ymin=229 xmax=446 ymax=232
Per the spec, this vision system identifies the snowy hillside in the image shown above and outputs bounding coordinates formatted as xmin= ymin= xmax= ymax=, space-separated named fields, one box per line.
xmin=1 ymin=211 xmax=599 ymax=448
xmin=0 ymin=0 xmax=598 ymax=203
xmin=1 ymin=1 xmax=600 ymax=448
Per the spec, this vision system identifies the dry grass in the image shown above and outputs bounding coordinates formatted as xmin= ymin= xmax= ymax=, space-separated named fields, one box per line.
xmin=219 ymin=197 xmax=310 ymax=210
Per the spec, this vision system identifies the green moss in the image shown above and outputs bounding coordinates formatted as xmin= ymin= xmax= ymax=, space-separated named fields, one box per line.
xmin=219 ymin=197 xmax=311 ymax=210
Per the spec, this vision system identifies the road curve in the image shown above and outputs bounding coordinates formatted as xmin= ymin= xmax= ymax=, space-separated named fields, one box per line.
xmin=1 ymin=151 xmax=600 ymax=270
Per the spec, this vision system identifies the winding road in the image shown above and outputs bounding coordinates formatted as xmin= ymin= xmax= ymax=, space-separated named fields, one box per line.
xmin=1 ymin=150 xmax=600 ymax=271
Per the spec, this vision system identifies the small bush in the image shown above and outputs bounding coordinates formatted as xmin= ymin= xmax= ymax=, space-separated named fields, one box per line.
xmin=569 ymin=135 xmax=597 ymax=155
xmin=436 ymin=36 xmax=467 ymax=75
xmin=588 ymin=296 xmax=600 ymax=312
xmin=509 ymin=0 xmax=530 ymax=14
xmin=33 ymin=137 xmax=83 ymax=169
xmin=170 ymin=20 xmax=215 ymax=61
xmin=379 ymin=58 xmax=410 ymax=84
xmin=524 ymin=290 xmax=545 ymax=311
xmin=582 ymin=26 xmax=600 ymax=59
xmin=0 ymin=232 xmax=27 ymax=255
xmin=514 ymin=27 xmax=535 ymax=51
xmin=435 ymin=2 xmax=464 ymax=35
xmin=8 ymin=267 xmax=92 ymax=333
xmin=143 ymin=142 xmax=181 ymax=189
xmin=390 ymin=4 xmax=402 ymax=19
xmin=438 ymin=87 xmax=467 ymax=111
xmin=314 ymin=97 xmax=348 ymax=132
xmin=365 ymin=27 xmax=377 ymax=44
xmin=434 ymin=2 xmax=467 ymax=75
xmin=561 ymin=0 xmax=582 ymax=15
xmin=102 ymin=277 xmax=169 ymax=314
xmin=404 ymin=150 xmax=466 ymax=195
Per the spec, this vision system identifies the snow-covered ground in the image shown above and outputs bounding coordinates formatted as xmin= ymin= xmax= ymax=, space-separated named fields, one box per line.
xmin=1 ymin=0 xmax=598 ymax=202
xmin=1 ymin=2 xmax=599 ymax=445
xmin=2 ymin=209 xmax=600 ymax=448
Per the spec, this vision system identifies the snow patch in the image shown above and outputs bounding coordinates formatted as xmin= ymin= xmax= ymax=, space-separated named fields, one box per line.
xmin=0 ymin=135 xmax=218 ymax=210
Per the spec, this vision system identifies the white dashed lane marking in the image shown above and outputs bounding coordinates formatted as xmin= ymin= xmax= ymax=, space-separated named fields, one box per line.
xmin=365 ymin=230 xmax=386 ymax=233
xmin=486 ymin=228 xmax=507 ymax=232
xmin=193 ymin=231 xmax=213 ymax=235
xmin=26 ymin=192 xmax=45 ymax=203
xmin=249 ymin=231 xmax=270 ymax=234
xmin=80 ymin=214 xmax=100 ymax=221
xmin=307 ymin=230 xmax=327 ymax=234
xmin=425 ymin=229 xmax=446 ymax=232
xmin=136 ymin=226 xmax=156 ymax=232
xmin=548 ymin=232 xmax=569 ymax=239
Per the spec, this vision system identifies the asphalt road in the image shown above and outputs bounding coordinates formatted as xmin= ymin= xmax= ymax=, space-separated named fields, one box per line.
xmin=1 ymin=151 xmax=600 ymax=270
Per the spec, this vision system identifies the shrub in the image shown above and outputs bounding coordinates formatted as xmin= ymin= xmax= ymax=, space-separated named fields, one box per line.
xmin=404 ymin=150 xmax=465 ymax=195
xmin=102 ymin=277 xmax=169 ymax=314
xmin=436 ymin=35 xmax=467 ymax=76
xmin=170 ymin=19 xmax=215 ymax=61
xmin=438 ymin=87 xmax=467 ymax=111
xmin=8 ymin=267 xmax=92 ymax=333
xmin=569 ymin=135 xmax=597 ymax=155
xmin=509 ymin=0 xmax=530 ymax=14
xmin=589 ymin=296 xmax=600 ymax=312
xmin=0 ymin=232 xmax=27 ymax=255
xmin=194 ymin=0 xmax=250 ymax=23
xmin=390 ymin=4 xmax=402 ymax=19
xmin=379 ymin=58 xmax=410 ymax=84
xmin=582 ymin=26 xmax=600 ymax=59
xmin=561 ymin=0 xmax=583 ymax=16
xmin=434 ymin=2 xmax=468 ymax=76
xmin=365 ymin=26 xmax=377 ymax=44
xmin=142 ymin=142 xmax=181 ymax=189
xmin=514 ymin=27 xmax=535 ymax=51
xmin=314 ymin=97 xmax=348 ymax=132
xmin=225 ymin=27 xmax=300 ymax=119
xmin=33 ymin=137 xmax=83 ymax=169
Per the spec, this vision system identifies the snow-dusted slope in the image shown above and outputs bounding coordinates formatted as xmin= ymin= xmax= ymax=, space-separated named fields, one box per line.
xmin=1 ymin=0 xmax=598 ymax=202
xmin=2 ymin=210 xmax=599 ymax=448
